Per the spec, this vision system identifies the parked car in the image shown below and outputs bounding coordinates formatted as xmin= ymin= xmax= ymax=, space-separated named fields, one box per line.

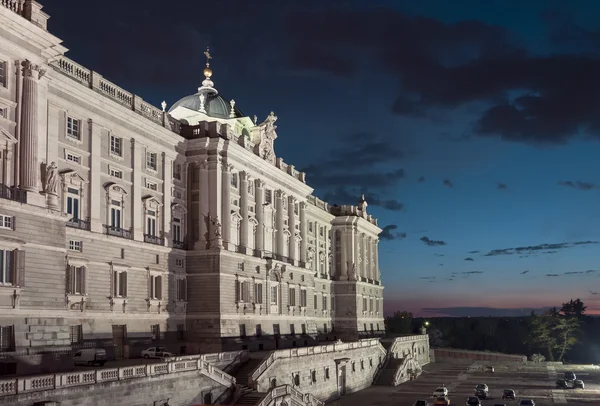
xmin=564 ymin=371 xmax=576 ymax=381
xmin=434 ymin=397 xmax=450 ymax=406
xmin=519 ymin=400 xmax=535 ymax=406
xmin=556 ymin=379 xmax=569 ymax=389
xmin=414 ymin=401 xmax=430 ymax=406
xmin=475 ymin=389 xmax=488 ymax=400
xmin=73 ymin=348 xmax=107 ymax=366
xmin=141 ymin=346 xmax=173 ymax=359
xmin=573 ymin=379 xmax=584 ymax=389
xmin=466 ymin=396 xmax=481 ymax=405
xmin=433 ymin=387 xmax=449 ymax=397
xmin=502 ymin=389 xmax=516 ymax=400
xmin=493 ymin=404 xmax=507 ymax=406
xmin=486 ymin=365 xmax=495 ymax=373
xmin=476 ymin=383 xmax=489 ymax=392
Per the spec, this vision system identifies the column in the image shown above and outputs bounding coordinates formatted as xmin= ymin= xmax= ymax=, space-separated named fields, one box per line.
xmin=275 ymin=191 xmax=285 ymax=255
xmin=361 ymin=234 xmax=368 ymax=280
xmin=131 ymin=139 xmax=143 ymax=240
xmin=366 ymin=237 xmax=373 ymax=280
xmin=288 ymin=197 xmax=297 ymax=261
xmin=324 ymin=226 xmax=329 ymax=276
xmin=340 ymin=229 xmax=348 ymax=280
xmin=299 ymin=203 xmax=307 ymax=264
xmin=207 ymin=155 xmax=222 ymax=248
xmin=239 ymin=171 xmax=249 ymax=251
xmin=19 ymin=60 xmax=44 ymax=192
xmin=162 ymin=153 xmax=172 ymax=247
xmin=88 ymin=120 xmax=103 ymax=232
xmin=374 ymin=240 xmax=380 ymax=280
xmin=13 ymin=60 xmax=22 ymax=188
xmin=198 ymin=159 xmax=209 ymax=249
xmin=221 ymin=163 xmax=232 ymax=249
xmin=255 ymin=179 xmax=265 ymax=252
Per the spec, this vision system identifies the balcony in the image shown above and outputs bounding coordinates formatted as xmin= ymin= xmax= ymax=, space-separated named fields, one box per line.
xmin=66 ymin=218 xmax=90 ymax=231
xmin=0 ymin=184 xmax=27 ymax=204
xmin=173 ymin=240 xmax=187 ymax=250
xmin=144 ymin=234 xmax=164 ymax=246
xmin=103 ymin=225 xmax=132 ymax=240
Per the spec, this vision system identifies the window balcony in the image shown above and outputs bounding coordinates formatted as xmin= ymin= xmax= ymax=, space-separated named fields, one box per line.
xmin=66 ymin=218 xmax=90 ymax=231
xmin=144 ymin=234 xmax=164 ymax=246
xmin=103 ymin=225 xmax=132 ymax=239
xmin=252 ymin=249 xmax=262 ymax=258
xmin=173 ymin=240 xmax=187 ymax=250
xmin=0 ymin=184 xmax=27 ymax=204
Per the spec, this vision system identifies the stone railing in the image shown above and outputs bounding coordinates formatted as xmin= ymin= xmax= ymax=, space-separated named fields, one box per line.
xmin=256 ymin=384 xmax=324 ymax=406
xmin=307 ymin=195 xmax=329 ymax=212
xmin=392 ymin=355 xmax=421 ymax=386
xmin=372 ymin=346 xmax=392 ymax=385
xmin=250 ymin=339 xmax=384 ymax=387
xmin=0 ymin=358 xmax=235 ymax=397
xmin=1 ymin=0 xmax=24 ymax=15
xmin=171 ymin=349 xmax=248 ymax=364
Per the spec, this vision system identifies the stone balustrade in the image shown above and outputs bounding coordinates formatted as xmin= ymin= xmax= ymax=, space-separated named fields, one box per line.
xmin=0 ymin=357 xmax=236 ymax=397
xmin=250 ymin=338 xmax=384 ymax=385
xmin=307 ymin=195 xmax=329 ymax=212
xmin=256 ymin=384 xmax=325 ymax=406
xmin=1 ymin=0 xmax=24 ymax=15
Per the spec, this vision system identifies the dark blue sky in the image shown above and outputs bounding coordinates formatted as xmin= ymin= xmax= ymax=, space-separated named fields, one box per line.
xmin=42 ymin=0 xmax=600 ymax=316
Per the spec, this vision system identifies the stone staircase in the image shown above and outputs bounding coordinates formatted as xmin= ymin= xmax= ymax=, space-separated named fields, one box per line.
xmin=233 ymin=358 xmax=267 ymax=405
xmin=374 ymin=358 xmax=402 ymax=385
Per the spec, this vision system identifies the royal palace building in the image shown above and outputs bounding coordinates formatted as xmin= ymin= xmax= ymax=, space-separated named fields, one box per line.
xmin=0 ymin=1 xmax=384 ymax=375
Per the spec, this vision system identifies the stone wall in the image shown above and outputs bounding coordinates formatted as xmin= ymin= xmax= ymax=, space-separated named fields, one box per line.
xmin=386 ymin=334 xmax=431 ymax=366
xmin=431 ymin=348 xmax=527 ymax=364
xmin=252 ymin=339 xmax=386 ymax=402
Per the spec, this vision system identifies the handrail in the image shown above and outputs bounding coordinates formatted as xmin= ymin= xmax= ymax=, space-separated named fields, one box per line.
xmin=372 ymin=347 xmax=391 ymax=385
xmin=0 ymin=357 xmax=235 ymax=397
xmin=392 ymin=355 xmax=421 ymax=386
xmin=255 ymin=384 xmax=324 ymax=406
xmin=250 ymin=339 xmax=384 ymax=388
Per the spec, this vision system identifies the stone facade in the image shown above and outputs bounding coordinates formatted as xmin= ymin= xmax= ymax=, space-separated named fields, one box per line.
xmin=386 ymin=334 xmax=431 ymax=366
xmin=0 ymin=0 xmax=384 ymax=376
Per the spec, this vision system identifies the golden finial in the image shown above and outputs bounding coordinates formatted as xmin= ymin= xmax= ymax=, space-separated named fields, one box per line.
xmin=203 ymin=47 xmax=213 ymax=78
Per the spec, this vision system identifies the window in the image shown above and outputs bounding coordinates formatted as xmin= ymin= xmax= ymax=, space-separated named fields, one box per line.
xmin=172 ymin=163 xmax=181 ymax=180
xmin=110 ymin=168 xmax=123 ymax=179
xmin=66 ymin=187 xmax=80 ymax=221
xmin=0 ymin=61 xmax=6 ymax=88
xmin=270 ymin=286 xmax=278 ymax=304
xmin=322 ymin=295 xmax=327 ymax=311
xmin=320 ymin=227 xmax=324 ymax=237
xmin=66 ymin=152 xmax=81 ymax=164
xmin=288 ymin=287 xmax=296 ymax=306
xmin=311 ymin=370 xmax=317 ymax=383
xmin=151 ymin=324 xmax=160 ymax=340
xmin=265 ymin=189 xmax=272 ymax=204
xmin=0 ymin=326 xmax=14 ymax=352
xmin=146 ymin=152 xmax=157 ymax=171
xmin=145 ymin=180 xmax=157 ymax=190
xmin=110 ymin=135 xmax=122 ymax=156
xmin=363 ymin=297 xmax=368 ymax=311
xmin=290 ymin=324 xmax=295 ymax=335
xmin=0 ymin=214 xmax=12 ymax=230
xmin=0 ymin=250 xmax=14 ymax=285
xmin=69 ymin=325 xmax=83 ymax=344
xmin=175 ymin=258 xmax=184 ymax=268
xmin=67 ymin=265 xmax=86 ymax=295
xmin=231 ymin=173 xmax=238 ymax=188
xmin=308 ymin=222 xmax=313 ymax=233
xmin=173 ymin=188 xmax=182 ymax=199
xmin=313 ymin=294 xmax=317 ymax=310
xmin=235 ymin=280 xmax=251 ymax=302
xmin=146 ymin=210 xmax=157 ymax=237
xmin=301 ymin=324 xmax=306 ymax=335
xmin=300 ymin=289 xmax=307 ymax=307
xmin=294 ymin=203 xmax=299 ymax=215
xmin=68 ymin=240 xmax=82 ymax=252
xmin=369 ymin=298 xmax=373 ymax=312
xmin=110 ymin=199 xmax=121 ymax=229
xmin=149 ymin=275 xmax=162 ymax=300
xmin=239 ymin=324 xmax=246 ymax=337
xmin=255 ymin=283 xmax=263 ymax=304
xmin=256 ymin=324 xmax=262 ymax=337
xmin=176 ymin=278 xmax=187 ymax=301
xmin=112 ymin=270 xmax=127 ymax=297
xmin=325 ymin=367 xmax=330 ymax=380
xmin=273 ymin=324 xmax=280 ymax=336
xmin=172 ymin=217 xmax=182 ymax=242
xmin=331 ymin=296 xmax=335 ymax=312
xmin=324 ymin=323 xmax=328 ymax=333
xmin=66 ymin=117 xmax=81 ymax=140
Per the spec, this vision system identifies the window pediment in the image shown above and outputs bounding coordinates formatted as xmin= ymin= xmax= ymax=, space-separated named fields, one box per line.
xmin=171 ymin=202 xmax=187 ymax=214
xmin=143 ymin=195 xmax=162 ymax=209
xmin=104 ymin=182 xmax=128 ymax=197
xmin=61 ymin=169 xmax=88 ymax=187
xmin=67 ymin=256 xmax=89 ymax=267
xmin=231 ymin=210 xmax=243 ymax=223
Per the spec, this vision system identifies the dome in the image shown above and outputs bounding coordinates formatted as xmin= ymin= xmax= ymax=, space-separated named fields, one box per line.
xmin=168 ymin=92 xmax=244 ymax=119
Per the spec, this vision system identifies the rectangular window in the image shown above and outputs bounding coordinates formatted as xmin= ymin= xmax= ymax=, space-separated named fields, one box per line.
xmin=177 ymin=324 xmax=185 ymax=340
xmin=271 ymin=286 xmax=278 ymax=304
xmin=323 ymin=323 xmax=328 ymax=334
xmin=322 ymin=295 xmax=328 ymax=311
xmin=290 ymin=324 xmax=295 ymax=336
xmin=110 ymin=200 xmax=121 ymax=229
xmin=113 ymin=270 xmax=127 ymax=297
xmin=308 ymin=222 xmax=313 ymax=233
xmin=172 ymin=217 xmax=182 ymax=243
xmin=172 ymin=163 xmax=181 ymax=180
xmin=0 ymin=214 xmax=12 ymax=230
xmin=66 ymin=117 xmax=81 ymax=140
xmin=146 ymin=210 xmax=156 ymax=236
xmin=67 ymin=265 xmax=86 ymax=295
xmin=239 ymin=324 xmax=246 ymax=337
xmin=255 ymin=283 xmax=263 ymax=304
xmin=363 ymin=297 xmax=367 ymax=311
xmin=273 ymin=324 xmax=280 ymax=336
xmin=175 ymin=258 xmax=184 ymax=268
xmin=256 ymin=324 xmax=262 ymax=337
xmin=146 ymin=152 xmax=157 ymax=171
xmin=176 ymin=278 xmax=187 ymax=301
xmin=0 ymin=250 xmax=13 ymax=285
xmin=288 ymin=287 xmax=296 ymax=306
xmin=320 ymin=227 xmax=324 ymax=237
xmin=301 ymin=324 xmax=306 ymax=335
xmin=68 ymin=240 xmax=82 ymax=252
xmin=300 ymin=289 xmax=307 ymax=307
xmin=66 ymin=152 xmax=81 ymax=164
xmin=264 ymin=189 xmax=272 ymax=204
xmin=66 ymin=187 xmax=80 ymax=221
xmin=110 ymin=168 xmax=122 ymax=179
xmin=230 ymin=173 xmax=238 ymax=188
xmin=145 ymin=180 xmax=157 ymax=191
xmin=151 ymin=324 xmax=160 ymax=340
xmin=369 ymin=298 xmax=373 ymax=312
xmin=0 ymin=61 xmax=6 ymax=88
xmin=110 ymin=135 xmax=122 ymax=156
xmin=0 ymin=326 xmax=14 ymax=352
xmin=150 ymin=275 xmax=162 ymax=300
xmin=69 ymin=325 xmax=83 ymax=344
xmin=314 ymin=294 xmax=317 ymax=310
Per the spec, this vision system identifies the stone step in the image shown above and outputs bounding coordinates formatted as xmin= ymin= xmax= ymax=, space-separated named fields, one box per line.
xmin=235 ymin=391 xmax=266 ymax=405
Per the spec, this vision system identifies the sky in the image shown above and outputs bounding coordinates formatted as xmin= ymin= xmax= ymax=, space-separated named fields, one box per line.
xmin=40 ymin=0 xmax=600 ymax=317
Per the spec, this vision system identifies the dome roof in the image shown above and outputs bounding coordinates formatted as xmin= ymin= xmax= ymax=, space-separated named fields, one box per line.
xmin=168 ymin=92 xmax=244 ymax=119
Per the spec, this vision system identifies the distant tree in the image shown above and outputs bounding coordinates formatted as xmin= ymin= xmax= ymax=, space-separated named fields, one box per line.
xmin=561 ymin=298 xmax=587 ymax=319
xmin=527 ymin=312 xmax=559 ymax=361
xmin=385 ymin=311 xmax=413 ymax=335
xmin=553 ymin=316 xmax=581 ymax=362
xmin=428 ymin=328 xmax=445 ymax=347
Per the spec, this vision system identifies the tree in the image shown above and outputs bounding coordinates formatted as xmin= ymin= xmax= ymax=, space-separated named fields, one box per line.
xmin=553 ymin=316 xmax=580 ymax=362
xmin=527 ymin=312 xmax=558 ymax=361
xmin=385 ymin=311 xmax=413 ymax=334
xmin=561 ymin=299 xmax=587 ymax=319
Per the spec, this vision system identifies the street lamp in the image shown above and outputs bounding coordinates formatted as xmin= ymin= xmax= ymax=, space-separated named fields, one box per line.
xmin=420 ymin=321 xmax=430 ymax=335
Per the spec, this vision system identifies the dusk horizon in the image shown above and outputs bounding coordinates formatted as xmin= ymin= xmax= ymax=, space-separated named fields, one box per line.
xmin=42 ymin=0 xmax=600 ymax=317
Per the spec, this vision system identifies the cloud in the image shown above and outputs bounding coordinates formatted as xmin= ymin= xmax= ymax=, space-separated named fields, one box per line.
xmin=498 ymin=182 xmax=508 ymax=190
xmin=323 ymin=188 xmax=405 ymax=212
xmin=434 ymin=253 xmax=445 ymax=257
xmin=558 ymin=180 xmax=600 ymax=190
xmin=482 ymin=240 xmax=598 ymax=256
xmin=422 ymin=307 xmax=553 ymax=317
xmin=520 ymin=270 xmax=529 ymax=274
xmin=442 ymin=179 xmax=454 ymax=188
xmin=468 ymin=250 xmax=480 ymax=254
xmin=544 ymin=269 xmax=598 ymax=277
xmin=546 ymin=273 xmax=560 ymax=277
xmin=464 ymin=257 xmax=474 ymax=261
xmin=417 ymin=176 xmax=426 ymax=183
xmin=420 ymin=236 xmax=447 ymax=247
xmin=379 ymin=224 xmax=407 ymax=241
xmin=452 ymin=271 xmax=484 ymax=275
xmin=419 ymin=276 xmax=436 ymax=280
xmin=590 ymin=291 xmax=598 ymax=295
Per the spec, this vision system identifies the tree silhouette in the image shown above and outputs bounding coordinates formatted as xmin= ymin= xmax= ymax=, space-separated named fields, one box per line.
xmin=385 ymin=311 xmax=414 ymax=335
xmin=561 ymin=298 xmax=587 ymax=319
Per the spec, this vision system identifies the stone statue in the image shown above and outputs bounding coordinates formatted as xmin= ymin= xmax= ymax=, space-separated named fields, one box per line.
xmin=347 ymin=262 xmax=357 ymax=281
xmin=212 ymin=216 xmax=222 ymax=238
xmin=44 ymin=162 xmax=59 ymax=195
xmin=358 ymin=194 xmax=368 ymax=214
xmin=307 ymin=249 xmax=315 ymax=264
xmin=262 ymin=111 xmax=278 ymax=139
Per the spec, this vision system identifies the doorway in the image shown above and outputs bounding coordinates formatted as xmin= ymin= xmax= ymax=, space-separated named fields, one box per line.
xmin=338 ymin=365 xmax=347 ymax=396
xmin=112 ymin=324 xmax=127 ymax=359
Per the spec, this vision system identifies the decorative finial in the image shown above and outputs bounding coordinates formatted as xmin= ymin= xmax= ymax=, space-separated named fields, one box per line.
xmin=198 ymin=46 xmax=218 ymax=95
xmin=229 ymin=99 xmax=236 ymax=118
xmin=204 ymin=47 xmax=212 ymax=67
xmin=253 ymin=115 xmax=258 ymax=125
xmin=358 ymin=194 xmax=368 ymax=214
xmin=199 ymin=93 xmax=206 ymax=113
xmin=161 ymin=101 xmax=167 ymax=112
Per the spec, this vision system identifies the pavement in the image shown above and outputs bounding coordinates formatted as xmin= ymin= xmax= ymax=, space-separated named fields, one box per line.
xmin=331 ymin=362 xmax=600 ymax=405
xmin=73 ymin=357 xmax=163 ymax=371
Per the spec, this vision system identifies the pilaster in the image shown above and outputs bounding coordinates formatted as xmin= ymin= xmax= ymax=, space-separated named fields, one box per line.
xmin=221 ymin=163 xmax=232 ymax=249
xmin=361 ymin=234 xmax=367 ymax=279
xmin=89 ymin=120 xmax=103 ymax=233
xmin=198 ymin=159 xmax=209 ymax=249
xmin=299 ymin=202 xmax=307 ymax=263
xmin=288 ymin=196 xmax=297 ymax=261
xmin=162 ymin=153 xmax=172 ymax=247
xmin=255 ymin=179 xmax=265 ymax=251
xmin=374 ymin=240 xmax=380 ymax=280
xmin=131 ymin=139 xmax=143 ymax=241
xmin=340 ymin=229 xmax=348 ymax=280
xmin=207 ymin=155 xmax=222 ymax=248
xmin=275 ymin=190 xmax=285 ymax=255
xmin=239 ymin=171 xmax=249 ymax=251
xmin=324 ymin=226 xmax=329 ymax=276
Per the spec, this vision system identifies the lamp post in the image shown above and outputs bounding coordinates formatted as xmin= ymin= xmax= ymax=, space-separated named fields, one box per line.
xmin=420 ymin=321 xmax=429 ymax=335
